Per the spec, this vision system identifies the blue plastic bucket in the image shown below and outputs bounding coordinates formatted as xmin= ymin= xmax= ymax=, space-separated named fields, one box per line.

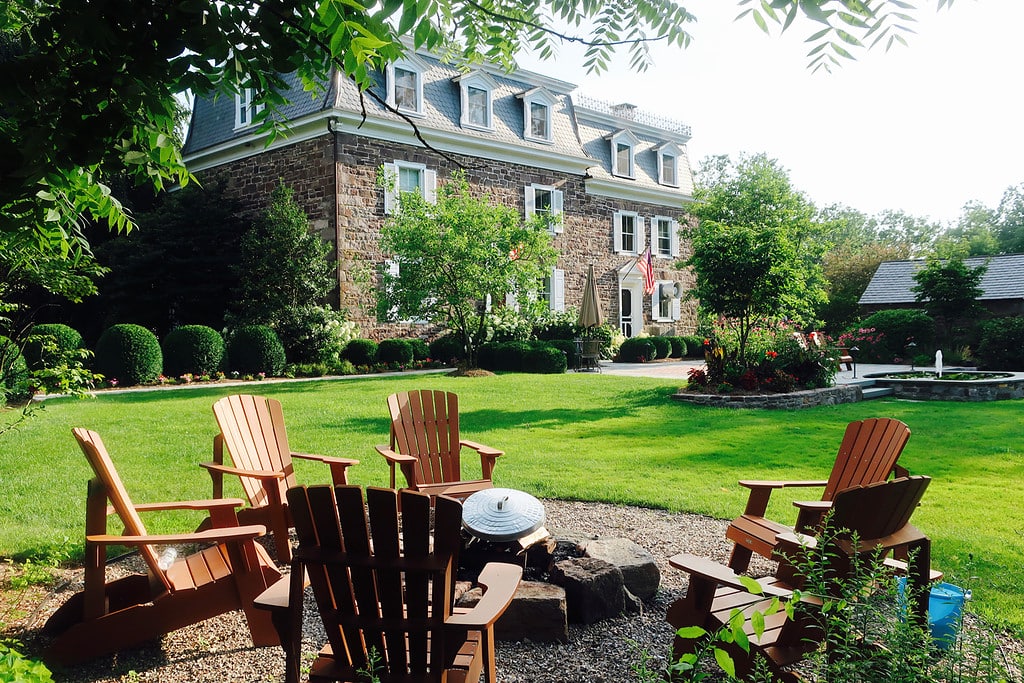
xmin=897 ymin=578 xmax=968 ymax=649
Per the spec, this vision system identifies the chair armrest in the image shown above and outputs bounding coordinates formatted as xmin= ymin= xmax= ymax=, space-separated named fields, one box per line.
xmin=738 ymin=479 xmax=829 ymax=490
xmin=446 ymin=562 xmax=523 ymax=628
xmin=253 ymin=574 xmax=293 ymax=611
xmin=793 ymin=500 xmax=832 ymax=511
xmin=736 ymin=479 xmax=828 ymax=517
xmin=130 ymin=498 xmax=247 ymax=513
xmin=793 ymin=500 xmax=833 ymax=533
xmin=668 ymin=553 xmax=792 ymax=598
xmin=291 ymin=452 xmax=360 ymax=486
xmin=87 ymin=524 xmax=267 ymax=547
xmin=374 ymin=445 xmax=418 ymax=465
xmin=460 ymin=440 xmax=504 ymax=458
xmin=199 ymin=461 xmax=285 ymax=481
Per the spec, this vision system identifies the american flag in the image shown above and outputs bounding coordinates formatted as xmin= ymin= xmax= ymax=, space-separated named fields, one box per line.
xmin=637 ymin=247 xmax=655 ymax=295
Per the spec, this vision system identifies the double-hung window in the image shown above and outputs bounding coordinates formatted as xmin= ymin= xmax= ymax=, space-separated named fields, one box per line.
xmin=519 ymin=87 xmax=557 ymax=144
xmin=382 ymin=160 xmax=437 ymax=214
xmin=652 ymin=216 xmax=679 ymax=258
xmin=454 ymin=71 xmax=497 ymax=131
xmin=386 ymin=56 xmax=427 ymax=116
xmin=653 ymin=280 xmax=681 ymax=322
xmin=613 ymin=210 xmax=644 ymax=255
xmin=234 ymin=87 xmax=264 ymax=129
xmin=525 ymin=184 xmax=564 ymax=234
xmin=608 ymin=130 xmax=641 ymax=179
xmin=655 ymin=142 xmax=682 ymax=187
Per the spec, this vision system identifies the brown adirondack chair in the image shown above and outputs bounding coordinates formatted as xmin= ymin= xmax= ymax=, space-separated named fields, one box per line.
xmin=255 ymin=485 xmax=522 ymax=683
xmin=668 ymin=476 xmax=935 ymax=682
xmin=43 ymin=428 xmax=281 ymax=666
xmin=375 ymin=390 xmax=502 ymax=499
xmin=726 ymin=417 xmax=911 ymax=572
xmin=202 ymin=394 xmax=359 ymax=562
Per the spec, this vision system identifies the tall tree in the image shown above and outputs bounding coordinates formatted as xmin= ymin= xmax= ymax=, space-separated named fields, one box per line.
xmin=995 ymin=184 xmax=1024 ymax=254
xmin=378 ymin=172 xmax=557 ymax=368
xmin=912 ymin=256 xmax=987 ymax=351
xmin=685 ymin=153 xmax=825 ymax=364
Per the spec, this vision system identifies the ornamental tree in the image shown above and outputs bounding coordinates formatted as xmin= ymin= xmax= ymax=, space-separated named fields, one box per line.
xmin=912 ymin=256 xmax=987 ymax=350
xmin=377 ymin=172 xmax=557 ymax=368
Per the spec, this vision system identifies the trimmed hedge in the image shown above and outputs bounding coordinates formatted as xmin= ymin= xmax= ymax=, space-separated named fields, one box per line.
xmin=162 ymin=325 xmax=225 ymax=376
xmin=377 ymin=338 xmax=414 ymax=365
xmin=94 ymin=324 xmax=163 ymax=386
xmin=525 ymin=346 xmax=567 ymax=374
xmin=408 ymin=338 xmax=430 ymax=361
xmin=977 ymin=317 xmax=1024 ymax=370
xmin=226 ymin=325 xmax=286 ymax=376
xmin=429 ymin=334 xmax=466 ymax=365
xmin=617 ymin=337 xmax=656 ymax=363
xmin=667 ymin=336 xmax=687 ymax=358
xmin=478 ymin=340 xmax=567 ymax=374
xmin=649 ymin=336 xmax=671 ymax=359
xmin=23 ymin=323 xmax=84 ymax=371
xmin=682 ymin=335 xmax=704 ymax=358
xmin=548 ymin=339 xmax=579 ymax=369
xmin=342 ymin=338 xmax=378 ymax=366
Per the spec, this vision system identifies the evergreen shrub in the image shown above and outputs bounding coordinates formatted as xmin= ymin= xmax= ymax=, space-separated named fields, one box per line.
xmin=977 ymin=317 xmax=1024 ymax=370
xmin=649 ymin=336 xmax=671 ymax=359
xmin=525 ymin=346 xmax=567 ymax=374
xmin=377 ymin=338 xmax=414 ymax=365
xmin=23 ymin=324 xmax=84 ymax=371
xmin=225 ymin=325 xmax=286 ymax=375
xmin=408 ymin=338 xmax=430 ymax=361
xmin=548 ymin=339 xmax=579 ymax=369
xmin=682 ymin=335 xmax=704 ymax=358
xmin=341 ymin=338 xmax=378 ymax=366
xmin=162 ymin=325 xmax=225 ymax=376
xmin=667 ymin=336 xmax=687 ymax=358
xmin=94 ymin=324 xmax=163 ymax=386
xmin=0 ymin=336 xmax=32 ymax=405
xmin=429 ymin=334 xmax=465 ymax=365
xmin=840 ymin=309 xmax=934 ymax=363
xmin=617 ymin=337 xmax=656 ymax=363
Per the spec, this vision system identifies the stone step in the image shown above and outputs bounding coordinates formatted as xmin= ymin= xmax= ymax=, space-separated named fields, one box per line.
xmin=862 ymin=386 xmax=894 ymax=400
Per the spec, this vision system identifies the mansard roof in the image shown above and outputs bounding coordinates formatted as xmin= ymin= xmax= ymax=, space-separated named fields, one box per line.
xmin=859 ymin=254 xmax=1024 ymax=305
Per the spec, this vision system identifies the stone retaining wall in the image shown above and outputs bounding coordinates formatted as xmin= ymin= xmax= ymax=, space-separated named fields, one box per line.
xmin=671 ymin=384 xmax=862 ymax=409
xmin=886 ymin=381 xmax=1024 ymax=401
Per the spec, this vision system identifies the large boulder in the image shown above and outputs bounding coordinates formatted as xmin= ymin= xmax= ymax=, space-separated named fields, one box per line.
xmin=583 ymin=537 xmax=661 ymax=600
xmin=458 ymin=580 xmax=568 ymax=643
xmin=549 ymin=557 xmax=625 ymax=624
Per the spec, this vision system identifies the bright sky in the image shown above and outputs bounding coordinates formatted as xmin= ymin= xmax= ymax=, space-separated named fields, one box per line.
xmin=518 ymin=0 xmax=1024 ymax=226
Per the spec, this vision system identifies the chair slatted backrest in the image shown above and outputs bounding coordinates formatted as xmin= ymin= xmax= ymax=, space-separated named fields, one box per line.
xmin=831 ymin=475 xmax=931 ymax=543
xmin=213 ymin=394 xmax=295 ymax=508
xmin=288 ymin=485 xmax=463 ymax=682
xmin=387 ymin=390 xmax=462 ymax=486
xmin=71 ymin=428 xmax=168 ymax=590
xmin=822 ymin=418 xmax=911 ymax=501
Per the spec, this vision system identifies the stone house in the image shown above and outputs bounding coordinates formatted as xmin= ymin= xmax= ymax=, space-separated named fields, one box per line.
xmin=182 ymin=52 xmax=697 ymax=339
xmin=859 ymin=254 xmax=1024 ymax=317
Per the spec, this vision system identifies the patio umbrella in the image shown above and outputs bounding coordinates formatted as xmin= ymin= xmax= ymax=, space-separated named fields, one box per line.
xmin=577 ymin=264 xmax=604 ymax=329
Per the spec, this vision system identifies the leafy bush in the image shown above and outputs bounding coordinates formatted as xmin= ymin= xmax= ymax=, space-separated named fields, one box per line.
xmin=377 ymin=338 xmax=414 ymax=365
xmin=977 ymin=317 xmax=1024 ymax=370
xmin=547 ymin=339 xmax=579 ymax=369
xmin=524 ymin=346 xmax=567 ymax=374
xmin=681 ymin=335 xmax=704 ymax=358
xmin=532 ymin=309 xmax=580 ymax=341
xmin=22 ymin=324 xmax=84 ymax=371
xmin=649 ymin=336 xmax=671 ymax=359
xmin=94 ymin=324 xmax=163 ymax=386
xmin=161 ymin=325 xmax=225 ymax=376
xmin=840 ymin=309 xmax=934 ymax=363
xmin=0 ymin=642 xmax=54 ymax=682
xmin=617 ymin=337 xmax=656 ymax=363
xmin=667 ymin=336 xmax=687 ymax=358
xmin=478 ymin=341 xmax=530 ymax=372
xmin=0 ymin=337 xmax=32 ymax=405
xmin=225 ymin=325 xmax=286 ymax=375
xmin=273 ymin=305 xmax=354 ymax=365
xmin=408 ymin=338 xmax=430 ymax=361
xmin=429 ymin=333 xmax=466 ymax=365
xmin=341 ymin=338 xmax=378 ymax=366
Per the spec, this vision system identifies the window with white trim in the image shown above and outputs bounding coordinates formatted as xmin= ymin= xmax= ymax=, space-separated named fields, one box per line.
xmin=609 ymin=130 xmax=640 ymax=179
xmin=234 ymin=87 xmax=264 ymax=129
xmin=518 ymin=87 xmax=557 ymax=143
xmin=613 ymin=210 xmax=644 ymax=255
xmin=653 ymin=280 xmax=681 ymax=322
xmin=382 ymin=161 xmax=437 ymax=214
xmin=386 ymin=57 xmax=427 ymax=116
xmin=652 ymin=216 xmax=679 ymax=258
xmin=655 ymin=142 xmax=682 ymax=187
xmin=454 ymin=71 xmax=497 ymax=130
xmin=525 ymin=184 xmax=564 ymax=234
xmin=542 ymin=268 xmax=565 ymax=312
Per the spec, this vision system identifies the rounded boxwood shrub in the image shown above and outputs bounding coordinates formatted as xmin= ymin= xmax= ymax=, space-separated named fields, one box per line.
xmin=682 ymin=335 xmax=704 ymax=358
xmin=429 ymin=334 xmax=466 ymax=365
xmin=0 ymin=336 xmax=32 ymax=405
xmin=162 ymin=325 xmax=225 ymax=377
xmin=377 ymin=338 xmax=414 ymax=365
xmin=341 ymin=338 xmax=378 ymax=366
xmin=408 ymin=338 xmax=430 ymax=361
xmin=548 ymin=339 xmax=579 ymax=369
xmin=617 ymin=337 xmax=656 ymax=363
xmin=225 ymin=325 xmax=286 ymax=376
xmin=478 ymin=341 xmax=531 ymax=372
xmin=524 ymin=346 xmax=567 ymax=374
xmin=94 ymin=324 xmax=163 ymax=386
xmin=977 ymin=317 xmax=1024 ymax=370
xmin=649 ymin=336 xmax=671 ymax=359
xmin=23 ymin=323 xmax=84 ymax=371
xmin=667 ymin=336 xmax=687 ymax=358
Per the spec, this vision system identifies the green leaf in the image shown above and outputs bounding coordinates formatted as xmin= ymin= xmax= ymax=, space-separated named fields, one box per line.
xmin=675 ymin=625 xmax=708 ymax=639
xmin=714 ymin=648 xmax=737 ymax=678
xmin=738 ymin=575 xmax=764 ymax=593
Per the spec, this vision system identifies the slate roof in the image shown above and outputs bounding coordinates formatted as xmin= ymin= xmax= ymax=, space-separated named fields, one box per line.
xmin=859 ymin=254 xmax=1024 ymax=305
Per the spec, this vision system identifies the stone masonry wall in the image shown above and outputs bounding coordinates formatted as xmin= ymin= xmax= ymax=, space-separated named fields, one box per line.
xmin=198 ymin=131 xmax=698 ymax=340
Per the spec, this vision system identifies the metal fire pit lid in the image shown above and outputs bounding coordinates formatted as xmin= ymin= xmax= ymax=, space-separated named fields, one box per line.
xmin=462 ymin=488 xmax=545 ymax=542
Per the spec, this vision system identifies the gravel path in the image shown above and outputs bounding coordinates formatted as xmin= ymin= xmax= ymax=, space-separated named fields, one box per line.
xmin=19 ymin=499 xmax=778 ymax=683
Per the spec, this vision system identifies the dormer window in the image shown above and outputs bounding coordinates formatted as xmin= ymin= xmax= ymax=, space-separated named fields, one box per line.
xmin=655 ymin=142 xmax=682 ymax=187
xmin=234 ymin=87 xmax=264 ymax=129
xmin=608 ymin=130 xmax=641 ymax=179
xmin=453 ymin=71 xmax=497 ymax=131
xmin=518 ymin=87 xmax=558 ymax=144
xmin=386 ymin=56 xmax=428 ymax=116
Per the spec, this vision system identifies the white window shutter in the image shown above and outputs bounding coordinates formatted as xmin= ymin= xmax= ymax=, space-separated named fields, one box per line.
xmin=551 ymin=268 xmax=565 ymax=311
xmin=552 ymin=190 xmax=564 ymax=233
xmin=637 ymin=217 xmax=646 ymax=252
xmin=613 ymin=212 xmax=623 ymax=253
xmin=424 ymin=169 xmax=437 ymax=204
xmin=524 ymin=186 xmax=535 ymax=218
xmin=505 ymin=291 xmax=519 ymax=311
xmin=671 ymin=295 xmax=681 ymax=321
xmin=670 ymin=219 xmax=680 ymax=257
xmin=382 ymin=162 xmax=398 ymax=214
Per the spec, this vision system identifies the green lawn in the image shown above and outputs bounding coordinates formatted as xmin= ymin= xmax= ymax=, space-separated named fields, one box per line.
xmin=3 ymin=372 xmax=1023 ymax=633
